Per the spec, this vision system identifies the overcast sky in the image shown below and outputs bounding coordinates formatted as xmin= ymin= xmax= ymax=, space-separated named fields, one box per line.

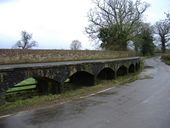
xmin=0 ymin=0 xmax=169 ymax=49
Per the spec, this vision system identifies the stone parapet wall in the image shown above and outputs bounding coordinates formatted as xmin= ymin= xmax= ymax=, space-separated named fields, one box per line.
xmin=0 ymin=49 xmax=136 ymax=64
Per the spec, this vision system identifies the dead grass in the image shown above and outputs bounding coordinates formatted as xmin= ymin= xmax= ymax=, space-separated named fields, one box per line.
xmin=0 ymin=49 xmax=136 ymax=64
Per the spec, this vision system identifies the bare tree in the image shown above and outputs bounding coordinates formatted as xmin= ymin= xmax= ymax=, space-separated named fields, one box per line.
xmin=86 ymin=0 xmax=149 ymax=50
xmin=166 ymin=13 xmax=170 ymax=23
xmin=13 ymin=31 xmax=38 ymax=49
xmin=154 ymin=20 xmax=170 ymax=53
xmin=70 ymin=40 xmax=82 ymax=50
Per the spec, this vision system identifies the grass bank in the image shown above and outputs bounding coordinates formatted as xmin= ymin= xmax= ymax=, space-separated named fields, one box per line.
xmin=161 ymin=54 xmax=170 ymax=65
xmin=0 ymin=73 xmax=139 ymax=116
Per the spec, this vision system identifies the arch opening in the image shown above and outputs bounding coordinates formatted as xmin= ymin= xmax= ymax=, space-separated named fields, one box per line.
xmin=5 ymin=77 xmax=37 ymax=102
xmin=117 ymin=65 xmax=128 ymax=77
xmin=34 ymin=77 xmax=61 ymax=95
xmin=69 ymin=71 xmax=95 ymax=86
xmin=97 ymin=68 xmax=115 ymax=80
xmin=5 ymin=77 xmax=61 ymax=102
xmin=129 ymin=64 xmax=135 ymax=73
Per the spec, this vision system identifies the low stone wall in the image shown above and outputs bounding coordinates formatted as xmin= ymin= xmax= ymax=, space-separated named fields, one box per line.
xmin=0 ymin=49 xmax=136 ymax=64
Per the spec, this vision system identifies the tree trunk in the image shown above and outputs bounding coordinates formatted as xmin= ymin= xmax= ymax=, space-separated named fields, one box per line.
xmin=162 ymin=42 xmax=166 ymax=53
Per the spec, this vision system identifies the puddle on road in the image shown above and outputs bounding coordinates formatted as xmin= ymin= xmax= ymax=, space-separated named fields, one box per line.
xmin=23 ymin=98 xmax=105 ymax=125
xmin=144 ymin=66 xmax=154 ymax=69
xmin=96 ymin=91 xmax=118 ymax=97
xmin=139 ymin=65 xmax=155 ymax=80
xmin=139 ymin=75 xmax=153 ymax=80
xmin=1 ymin=94 xmax=107 ymax=127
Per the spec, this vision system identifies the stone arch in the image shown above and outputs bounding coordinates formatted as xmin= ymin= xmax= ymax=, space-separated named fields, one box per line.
xmin=69 ymin=71 xmax=95 ymax=86
xmin=136 ymin=62 xmax=140 ymax=71
xmin=97 ymin=67 xmax=115 ymax=80
xmin=34 ymin=77 xmax=61 ymax=94
xmin=4 ymin=77 xmax=37 ymax=101
xmin=5 ymin=77 xmax=37 ymax=92
xmin=129 ymin=64 xmax=135 ymax=73
xmin=117 ymin=65 xmax=128 ymax=77
xmin=1 ymin=71 xmax=28 ymax=92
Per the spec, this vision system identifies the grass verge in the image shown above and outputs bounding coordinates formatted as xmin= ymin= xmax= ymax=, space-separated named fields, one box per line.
xmin=162 ymin=59 xmax=170 ymax=65
xmin=0 ymin=73 xmax=139 ymax=116
xmin=161 ymin=54 xmax=170 ymax=65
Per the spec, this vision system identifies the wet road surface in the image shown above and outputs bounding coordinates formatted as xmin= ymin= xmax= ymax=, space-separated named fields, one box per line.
xmin=0 ymin=57 xmax=170 ymax=128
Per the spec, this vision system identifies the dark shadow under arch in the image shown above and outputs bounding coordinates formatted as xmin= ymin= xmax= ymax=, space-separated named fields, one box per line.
xmin=117 ymin=65 xmax=128 ymax=77
xmin=97 ymin=68 xmax=115 ymax=80
xmin=69 ymin=71 xmax=95 ymax=86
xmin=34 ymin=77 xmax=61 ymax=94
xmin=129 ymin=64 xmax=135 ymax=73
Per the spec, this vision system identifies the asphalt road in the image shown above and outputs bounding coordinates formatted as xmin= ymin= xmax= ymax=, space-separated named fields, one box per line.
xmin=0 ymin=57 xmax=170 ymax=128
